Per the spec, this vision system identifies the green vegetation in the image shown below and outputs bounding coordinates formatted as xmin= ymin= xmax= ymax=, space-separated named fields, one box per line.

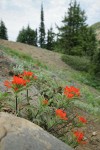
xmin=91 ymin=22 xmax=100 ymax=31
xmin=17 ymin=25 xmax=38 ymax=46
xmin=56 ymin=0 xmax=97 ymax=58
xmin=0 ymin=44 xmax=100 ymax=149
xmin=0 ymin=1 xmax=100 ymax=148
xmin=0 ymin=20 xmax=8 ymax=40
xmin=39 ymin=3 xmax=46 ymax=48
xmin=1 ymin=0 xmax=99 ymax=77
xmin=46 ymin=27 xmax=55 ymax=50
xmin=0 ymin=45 xmax=100 ymax=116
xmin=0 ymin=0 xmax=100 ymax=117
xmin=62 ymin=54 xmax=100 ymax=90
xmin=62 ymin=55 xmax=90 ymax=72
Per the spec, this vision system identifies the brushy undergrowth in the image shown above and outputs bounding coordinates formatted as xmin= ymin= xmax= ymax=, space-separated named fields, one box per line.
xmin=62 ymin=54 xmax=100 ymax=90
xmin=62 ymin=54 xmax=90 ymax=72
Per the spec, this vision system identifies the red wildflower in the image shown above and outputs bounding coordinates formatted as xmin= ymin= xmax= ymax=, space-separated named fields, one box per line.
xmin=4 ymin=80 xmax=11 ymax=88
xmin=67 ymin=93 xmax=74 ymax=99
xmin=12 ymin=76 xmax=26 ymax=86
xmin=55 ymin=109 xmax=68 ymax=120
xmin=64 ymin=86 xmax=80 ymax=99
xmin=14 ymin=87 xmax=18 ymax=91
xmin=23 ymin=71 xmax=33 ymax=77
xmin=78 ymin=116 xmax=87 ymax=124
xmin=74 ymin=131 xmax=84 ymax=143
xmin=33 ymin=75 xmax=38 ymax=80
xmin=42 ymin=99 xmax=48 ymax=105
xmin=21 ymin=71 xmax=38 ymax=81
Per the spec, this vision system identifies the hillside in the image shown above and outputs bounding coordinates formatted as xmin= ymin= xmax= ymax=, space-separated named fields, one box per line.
xmin=0 ymin=39 xmax=67 ymax=69
xmin=0 ymin=39 xmax=100 ymax=150
xmin=91 ymin=22 xmax=100 ymax=41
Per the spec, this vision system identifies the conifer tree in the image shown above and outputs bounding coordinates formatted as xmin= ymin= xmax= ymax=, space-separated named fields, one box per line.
xmin=17 ymin=27 xmax=26 ymax=43
xmin=39 ymin=3 xmax=45 ymax=48
xmin=26 ymin=25 xmax=35 ymax=45
xmin=91 ymin=48 xmax=100 ymax=77
xmin=17 ymin=25 xmax=36 ymax=46
xmin=46 ymin=27 xmax=55 ymax=50
xmin=82 ymin=27 xmax=97 ymax=59
xmin=34 ymin=29 xmax=38 ymax=46
xmin=0 ymin=20 xmax=8 ymax=40
xmin=58 ymin=0 xmax=88 ymax=55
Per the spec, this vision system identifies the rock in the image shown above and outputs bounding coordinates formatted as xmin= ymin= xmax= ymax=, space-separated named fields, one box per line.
xmin=0 ymin=112 xmax=73 ymax=150
xmin=92 ymin=131 xmax=97 ymax=136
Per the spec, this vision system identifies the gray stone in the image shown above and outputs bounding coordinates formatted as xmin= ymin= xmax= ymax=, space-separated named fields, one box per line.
xmin=0 ymin=112 xmax=73 ymax=150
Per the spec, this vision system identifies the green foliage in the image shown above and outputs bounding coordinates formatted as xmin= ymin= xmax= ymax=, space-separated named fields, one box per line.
xmin=39 ymin=4 xmax=46 ymax=48
xmin=91 ymin=22 xmax=100 ymax=31
xmin=62 ymin=54 xmax=100 ymax=89
xmin=84 ymin=27 xmax=97 ymax=60
xmin=34 ymin=29 xmax=38 ymax=46
xmin=1 ymin=68 xmax=85 ymax=148
xmin=75 ymin=73 xmax=100 ymax=90
xmin=46 ymin=27 xmax=55 ymax=50
xmin=0 ymin=20 xmax=8 ymax=40
xmin=92 ymin=48 xmax=100 ymax=77
xmin=13 ymin=64 xmax=24 ymax=75
xmin=62 ymin=54 xmax=90 ymax=72
xmin=57 ymin=0 xmax=97 ymax=57
xmin=17 ymin=25 xmax=37 ymax=46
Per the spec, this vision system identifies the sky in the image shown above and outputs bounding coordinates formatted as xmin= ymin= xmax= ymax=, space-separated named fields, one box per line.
xmin=0 ymin=0 xmax=100 ymax=41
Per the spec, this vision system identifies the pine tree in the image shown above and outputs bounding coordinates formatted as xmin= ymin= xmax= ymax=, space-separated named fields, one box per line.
xmin=91 ymin=48 xmax=100 ymax=77
xmin=34 ymin=29 xmax=38 ymax=46
xmin=17 ymin=27 xmax=26 ymax=43
xmin=17 ymin=25 xmax=36 ymax=46
xmin=0 ymin=20 xmax=8 ymax=40
xmin=46 ymin=27 xmax=55 ymax=50
xmin=26 ymin=25 xmax=35 ymax=45
xmin=82 ymin=27 xmax=97 ymax=59
xmin=58 ymin=0 xmax=88 ymax=55
xmin=39 ymin=3 xmax=45 ymax=48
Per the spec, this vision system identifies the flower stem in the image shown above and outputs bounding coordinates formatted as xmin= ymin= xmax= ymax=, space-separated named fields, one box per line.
xmin=27 ymin=89 xmax=29 ymax=104
xmin=15 ymin=95 xmax=18 ymax=115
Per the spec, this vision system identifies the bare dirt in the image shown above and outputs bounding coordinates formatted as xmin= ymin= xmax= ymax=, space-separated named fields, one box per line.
xmin=0 ymin=39 xmax=100 ymax=150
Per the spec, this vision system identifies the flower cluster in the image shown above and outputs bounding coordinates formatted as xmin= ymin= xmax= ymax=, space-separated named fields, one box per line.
xmin=3 ymin=72 xmax=87 ymax=147
xmin=4 ymin=71 xmax=37 ymax=92
xmin=73 ymin=131 xmax=85 ymax=143
xmin=64 ymin=86 xmax=80 ymax=99
xmin=78 ymin=116 xmax=87 ymax=124
xmin=20 ymin=71 xmax=37 ymax=81
xmin=55 ymin=109 xmax=68 ymax=120
xmin=4 ymin=76 xmax=27 ymax=92
xmin=42 ymin=99 xmax=48 ymax=105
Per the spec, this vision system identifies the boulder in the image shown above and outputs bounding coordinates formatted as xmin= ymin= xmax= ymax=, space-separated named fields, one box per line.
xmin=0 ymin=112 xmax=73 ymax=150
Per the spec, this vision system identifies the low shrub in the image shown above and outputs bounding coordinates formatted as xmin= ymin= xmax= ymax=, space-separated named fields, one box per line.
xmin=62 ymin=54 xmax=90 ymax=72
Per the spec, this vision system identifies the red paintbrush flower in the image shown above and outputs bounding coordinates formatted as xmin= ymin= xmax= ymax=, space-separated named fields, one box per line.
xmin=42 ymin=99 xmax=48 ymax=105
xmin=55 ymin=109 xmax=68 ymax=120
xmin=4 ymin=80 xmax=11 ymax=88
xmin=78 ymin=116 xmax=87 ymax=124
xmin=64 ymin=86 xmax=80 ymax=99
xmin=74 ymin=131 xmax=84 ymax=143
